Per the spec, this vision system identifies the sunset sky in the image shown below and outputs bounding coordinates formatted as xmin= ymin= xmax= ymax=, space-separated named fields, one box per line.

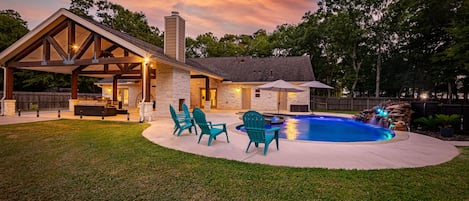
xmin=1 ymin=0 xmax=318 ymax=38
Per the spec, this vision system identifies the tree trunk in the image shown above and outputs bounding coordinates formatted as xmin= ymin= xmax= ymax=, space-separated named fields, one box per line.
xmin=448 ymin=81 xmax=452 ymax=103
xmin=375 ymin=52 xmax=381 ymax=97
xmin=351 ymin=45 xmax=361 ymax=97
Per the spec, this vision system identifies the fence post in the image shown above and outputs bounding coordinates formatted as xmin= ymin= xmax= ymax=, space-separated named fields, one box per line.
xmin=326 ymin=97 xmax=328 ymax=111
xmin=351 ymin=98 xmax=354 ymax=111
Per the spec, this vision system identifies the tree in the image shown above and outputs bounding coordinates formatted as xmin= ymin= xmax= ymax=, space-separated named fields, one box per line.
xmin=0 ymin=9 xmax=28 ymax=51
xmin=0 ymin=9 xmax=29 ymax=90
xmin=69 ymin=0 xmax=164 ymax=47
xmin=390 ymin=0 xmax=465 ymax=101
xmin=69 ymin=0 xmax=95 ymax=18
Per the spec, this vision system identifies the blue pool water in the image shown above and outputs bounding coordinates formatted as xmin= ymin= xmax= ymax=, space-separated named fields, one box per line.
xmin=237 ymin=116 xmax=395 ymax=142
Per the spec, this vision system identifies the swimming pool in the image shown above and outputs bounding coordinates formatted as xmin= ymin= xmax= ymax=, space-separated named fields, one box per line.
xmin=237 ymin=115 xmax=395 ymax=142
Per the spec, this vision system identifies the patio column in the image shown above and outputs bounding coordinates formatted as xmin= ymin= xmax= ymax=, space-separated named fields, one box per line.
xmin=5 ymin=67 xmax=13 ymax=99
xmin=3 ymin=67 xmax=16 ymax=116
xmin=144 ymin=63 xmax=151 ymax=102
xmin=112 ymin=75 xmax=118 ymax=104
xmin=140 ymin=61 xmax=153 ymax=122
xmin=204 ymin=77 xmax=211 ymax=112
xmin=71 ymin=72 xmax=78 ymax=99
xmin=69 ymin=72 xmax=78 ymax=112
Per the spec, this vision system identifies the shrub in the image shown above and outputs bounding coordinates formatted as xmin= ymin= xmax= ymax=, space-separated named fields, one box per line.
xmin=434 ymin=114 xmax=460 ymax=128
xmin=414 ymin=116 xmax=440 ymax=131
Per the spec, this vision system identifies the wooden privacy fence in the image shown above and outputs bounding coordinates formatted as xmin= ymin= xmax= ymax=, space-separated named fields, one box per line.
xmin=0 ymin=91 xmax=101 ymax=110
xmin=311 ymin=96 xmax=414 ymax=111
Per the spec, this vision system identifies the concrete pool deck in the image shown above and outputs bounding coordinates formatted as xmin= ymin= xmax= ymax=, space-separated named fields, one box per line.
xmin=1 ymin=110 xmax=467 ymax=170
xmin=142 ymin=111 xmax=463 ymax=170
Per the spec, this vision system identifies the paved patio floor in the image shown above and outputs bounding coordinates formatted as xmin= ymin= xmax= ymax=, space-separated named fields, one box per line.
xmin=142 ymin=111 xmax=464 ymax=170
xmin=1 ymin=110 xmax=467 ymax=170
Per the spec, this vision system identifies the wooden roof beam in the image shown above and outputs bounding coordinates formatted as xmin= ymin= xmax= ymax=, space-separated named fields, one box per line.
xmin=79 ymin=70 xmax=141 ymax=74
xmin=8 ymin=56 xmax=142 ymax=67
xmin=72 ymin=33 xmax=94 ymax=60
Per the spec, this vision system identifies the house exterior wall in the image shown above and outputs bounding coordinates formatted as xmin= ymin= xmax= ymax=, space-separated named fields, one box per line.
xmin=217 ymin=84 xmax=243 ymax=110
xmin=287 ymin=87 xmax=310 ymax=110
xmin=251 ymin=88 xmax=279 ymax=111
xmin=100 ymin=81 xmax=309 ymax=113
xmin=154 ymin=64 xmax=190 ymax=117
xmin=128 ymin=83 xmax=141 ymax=108
xmin=207 ymin=83 xmax=310 ymax=112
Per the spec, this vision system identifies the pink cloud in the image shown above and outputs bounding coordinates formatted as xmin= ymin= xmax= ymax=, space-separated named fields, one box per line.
xmin=2 ymin=0 xmax=318 ymax=38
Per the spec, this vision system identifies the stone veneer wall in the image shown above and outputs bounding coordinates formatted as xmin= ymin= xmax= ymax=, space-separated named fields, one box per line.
xmin=217 ymin=84 xmax=310 ymax=111
xmin=251 ymin=88 xmax=279 ymax=111
xmin=217 ymin=84 xmax=243 ymax=110
xmin=287 ymin=87 xmax=310 ymax=110
xmin=155 ymin=64 xmax=190 ymax=117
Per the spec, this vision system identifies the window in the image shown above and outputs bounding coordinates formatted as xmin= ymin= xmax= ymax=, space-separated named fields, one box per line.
xmin=255 ymin=89 xmax=261 ymax=98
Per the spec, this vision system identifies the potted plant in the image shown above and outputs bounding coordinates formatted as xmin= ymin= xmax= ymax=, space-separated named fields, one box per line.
xmin=435 ymin=114 xmax=460 ymax=137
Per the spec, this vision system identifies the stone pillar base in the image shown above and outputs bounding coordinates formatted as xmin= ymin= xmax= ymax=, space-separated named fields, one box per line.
xmin=140 ymin=102 xmax=155 ymax=122
xmin=69 ymin=99 xmax=79 ymax=112
xmin=3 ymin=99 xmax=16 ymax=116
xmin=204 ymin=101 xmax=211 ymax=112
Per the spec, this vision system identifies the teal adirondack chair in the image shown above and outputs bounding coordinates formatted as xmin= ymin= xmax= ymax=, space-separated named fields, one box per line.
xmin=192 ymin=107 xmax=229 ymax=146
xmin=182 ymin=103 xmax=194 ymax=122
xmin=242 ymin=111 xmax=280 ymax=155
xmin=169 ymin=105 xmax=197 ymax=136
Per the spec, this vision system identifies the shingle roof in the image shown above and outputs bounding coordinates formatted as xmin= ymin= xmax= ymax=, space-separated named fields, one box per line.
xmin=72 ymin=10 xmax=314 ymax=82
xmin=187 ymin=56 xmax=315 ymax=82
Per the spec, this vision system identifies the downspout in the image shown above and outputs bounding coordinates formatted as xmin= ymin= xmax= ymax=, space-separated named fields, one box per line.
xmin=139 ymin=61 xmax=147 ymax=122
xmin=1 ymin=66 xmax=6 ymax=116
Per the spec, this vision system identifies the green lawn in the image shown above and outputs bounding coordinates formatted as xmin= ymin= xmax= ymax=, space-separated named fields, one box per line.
xmin=1 ymin=120 xmax=468 ymax=200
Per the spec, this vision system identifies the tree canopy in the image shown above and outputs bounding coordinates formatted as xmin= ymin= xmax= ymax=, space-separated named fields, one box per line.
xmin=1 ymin=0 xmax=467 ymax=100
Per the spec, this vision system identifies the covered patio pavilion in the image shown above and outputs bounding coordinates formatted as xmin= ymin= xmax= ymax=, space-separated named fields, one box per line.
xmin=0 ymin=9 xmax=222 ymax=120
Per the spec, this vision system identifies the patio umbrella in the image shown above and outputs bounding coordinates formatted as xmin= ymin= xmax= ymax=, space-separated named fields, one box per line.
xmin=299 ymin=81 xmax=334 ymax=89
xmin=257 ymin=80 xmax=304 ymax=114
xmin=300 ymin=81 xmax=333 ymax=112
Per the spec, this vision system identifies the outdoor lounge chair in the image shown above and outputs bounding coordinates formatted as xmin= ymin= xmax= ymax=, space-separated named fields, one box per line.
xmin=242 ymin=110 xmax=280 ymax=155
xmin=181 ymin=103 xmax=194 ymax=122
xmin=169 ymin=105 xmax=197 ymax=136
xmin=192 ymin=107 xmax=229 ymax=146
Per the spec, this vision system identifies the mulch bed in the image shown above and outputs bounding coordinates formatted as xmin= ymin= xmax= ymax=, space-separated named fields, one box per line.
xmin=411 ymin=129 xmax=469 ymax=141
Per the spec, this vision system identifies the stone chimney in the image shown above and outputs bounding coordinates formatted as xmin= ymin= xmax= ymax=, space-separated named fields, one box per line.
xmin=164 ymin=11 xmax=185 ymax=63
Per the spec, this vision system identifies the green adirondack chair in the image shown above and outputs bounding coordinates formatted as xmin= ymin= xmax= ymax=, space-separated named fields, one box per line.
xmin=169 ymin=105 xmax=197 ymax=136
xmin=192 ymin=107 xmax=229 ymax=146
xmin=242 ymin=111 xmax=280 ymax=155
